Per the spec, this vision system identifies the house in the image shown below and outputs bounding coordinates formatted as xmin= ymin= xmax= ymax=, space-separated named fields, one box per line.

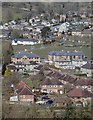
xmin=81 ymin=29 xmax=92 ymax=37
xmin=81 ymin=61 xmax=93 ymax=77
xmin=59 ymin=22 xmax=69 ymax=33
xmin=54 ymin=96 xmax=72 ymax=107
xmin=34 ymin=64 xmax=43 ymax=74
xmin=11 ymin=51 xmax=40 ymax=64
xmin=71 ymin=29 xmax=81 ymax=36
xmin=74 ymin=78 xmax=93 ymax=93
xmin=67 ymin=87 xmax=93 ymax=107
xmin=10 ymin=81 xmax=34 ymax=104
xmin=59 ymin=74 xmax=77 ymax=85
xmin=48 ymin=51 xmax=86 ymax=69
xmin=48 ymin=51 xmax=85 ymax=62
xmin=0 ymin=29 xmax=11 ymax=38
xmin=40 ymin=78 xmax=64 ymax=94
xmin=48 ymin=71 xmax=62 ymax=79
xmin=14 ymin=61 xmax=38 ymax=73
xmin=12 ymin=38 xmax=38 ymax=45
xmin=6 ymin=64 xmax=18 ymax=72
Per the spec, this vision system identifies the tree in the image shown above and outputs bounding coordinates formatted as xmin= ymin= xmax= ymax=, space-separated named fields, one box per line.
xmin=2 ymin=63 xmax=8 ymax=75
xmin=2 ymin=41 xmax=14 ymax=64
xmin=11 ymin=29 xmax=21 ymax=39
xmin=4 ymin=68 xmax=11 ymax=77
xmin=5 ymin=10 xmax=13 ymax=22
xmin=41 ymin=27 xmax=51 ymax=39
xmin=64 ymin=102 xmax=76 ymax=119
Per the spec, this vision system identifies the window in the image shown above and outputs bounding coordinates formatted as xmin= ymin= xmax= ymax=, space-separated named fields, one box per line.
xmin=49 ymin=90 xmax=52 ymax=93
xmin=63 ymin=102 xmax=65 ymax=105
xmin=60 ymin=85 xmax=62 ymax=87
xmin=54 ymin=85 xmax=57 ymax=87
xmin=77 ymin=97 xmax=80 ymax=99
xmin=50 ymin=85 xmax=52 ymax=87
xmin=23 ymin=95 xmax=25 ymax=98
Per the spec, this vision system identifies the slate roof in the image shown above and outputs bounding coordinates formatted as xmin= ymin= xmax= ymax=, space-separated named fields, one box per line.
xmin=74 ymin=78 xmax=93 ymax=86
xmin=81 ymin=62 xmax=93 ymax=69
xmin=60 ymin=74 xmax=77 ymax=84
xmin=12 ymin=51 xmax=39 ymax=59
xmin=67 ymin=88 xmax=93 ymax=98
xmin=15 ymin=61 xmax=38 ymax=65
xmin=41 ymin=78 xmax=63 ymax=85
xmin=7 ymin=64 xmax=17 ymax=70
xmin=50 ymin=72 xmax=62 ymax=79
xmin=34 ymin=65 xmax=43 ymax=70
xmin=48 ymin=51 xmax=85 ymax=56
xmin=13 ymin=38 xmax=37 ymax=42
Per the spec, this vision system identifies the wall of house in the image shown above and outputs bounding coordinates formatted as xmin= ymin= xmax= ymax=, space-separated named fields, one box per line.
xmin=48 ymin=54 xmax=84 ymax=62
xmin=19 ymin=95 xmax=34 ymax=103
xmin=41 ymin=85 xmax=64 ymax=94
xmin=71 ymin=97 xmax=91 ymax=107
xmin=81 ymin=68 xmax=93 ymax=77
xmin=11 ymin=56 xmax=40 ymax=63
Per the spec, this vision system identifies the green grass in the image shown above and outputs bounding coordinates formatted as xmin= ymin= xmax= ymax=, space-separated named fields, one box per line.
xmin=25 ymin=79 xmax=40 ymax=88
xmin=13 ymin=42 xmax=91 ymax=59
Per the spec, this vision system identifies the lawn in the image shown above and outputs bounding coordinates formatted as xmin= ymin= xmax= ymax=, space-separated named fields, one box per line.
xmin=13 ymin=42 xmax=91 ymax=59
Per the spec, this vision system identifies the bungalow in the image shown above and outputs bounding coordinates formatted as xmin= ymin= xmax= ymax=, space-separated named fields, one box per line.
xmin=12 ymin=38 xmax=38 ymax=45
xmin=40 ymin=78 xmax=64 ymax=94
xmin=11 ymin=51 xmax=40 ymax=64
xmin=67 ymin=87 xmax=93 ymax=107
xmin=10 ymin=81 xmax=34 ymax=104
xmin=81 ymin=61 xmax=93 ymax=77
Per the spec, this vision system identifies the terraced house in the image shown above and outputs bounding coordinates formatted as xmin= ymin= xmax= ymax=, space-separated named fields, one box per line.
xmin=11 ymin=51 xmax=40 ymax=63
xmin=48 ymin=51 xmax=87 ymax=69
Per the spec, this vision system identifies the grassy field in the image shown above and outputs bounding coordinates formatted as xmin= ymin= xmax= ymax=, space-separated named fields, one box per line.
xmin=13 ymin=42 xmax=91 ymax=59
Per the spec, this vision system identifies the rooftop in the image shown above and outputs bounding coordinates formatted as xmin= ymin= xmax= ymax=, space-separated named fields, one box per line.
xmin=48 ymin=51 xmax=85 ymax=56
xmin=67 ymin=87 xmax=93 ymax=98
xmin=12 ymin=51 xmax=39 ymax=59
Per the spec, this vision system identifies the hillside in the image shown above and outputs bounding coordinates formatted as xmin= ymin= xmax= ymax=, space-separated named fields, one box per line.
xmin=2 ymin=2 xmax=91 ymax=23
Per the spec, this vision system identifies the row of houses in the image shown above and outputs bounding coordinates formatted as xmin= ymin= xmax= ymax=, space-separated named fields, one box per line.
xmin=48 ymin=50 xmax=87 ymax=68
xmin=48 ymin=50 xmax=93 ymax=77
xmin=5 ymin=49 xmax=93 ymax=107
xmin=7 ymin=51 xmax=40 ymax=74
xmin=7 ymin=50 xmax=93 ymax=77
xmin=9 ymin=65 xmax=93 ymax=107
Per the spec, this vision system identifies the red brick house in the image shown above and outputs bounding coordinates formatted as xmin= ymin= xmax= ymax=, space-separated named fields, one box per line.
xmin=10 ymin=81 xmax=34 ymax=104
xmin=17 ymin=86 xmax=34 ymax=103
xmin=67 ymin=87 xmax=93 ymax=107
